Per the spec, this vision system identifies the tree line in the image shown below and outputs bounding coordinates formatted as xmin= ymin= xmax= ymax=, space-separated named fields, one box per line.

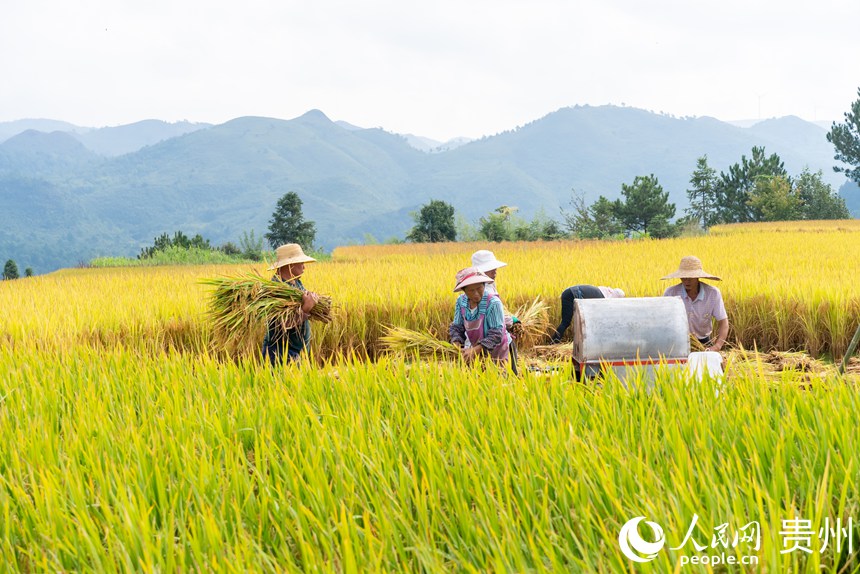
xmin=406 ymin=149 xmax=850 ymax=244
xmin=2 ymin=260 xmax=33 ymax=280
xmin=109 ymin=192 xmax=318 ymax=265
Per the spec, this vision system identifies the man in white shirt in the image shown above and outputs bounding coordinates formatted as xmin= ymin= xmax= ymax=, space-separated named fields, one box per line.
xmin=662 ymin=256 xmax=729 ymax=352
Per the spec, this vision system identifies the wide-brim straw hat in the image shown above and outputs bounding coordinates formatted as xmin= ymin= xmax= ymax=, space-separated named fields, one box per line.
xmin=471 ymin=249 xmax=507 ymax=273
xmin=453 ymin=266 xmax=494 ymax=292
xmin=661 ymin=256 xmax=721 ymax=281
xmin=268 ymin=243 xmax=316 ymax=270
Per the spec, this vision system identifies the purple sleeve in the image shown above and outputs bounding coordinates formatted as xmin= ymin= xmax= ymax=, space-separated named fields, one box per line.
xmin=449 ymin=322 xmax=466 ymax=345
xmin=478 ymin=327 xmax=504 ymax=351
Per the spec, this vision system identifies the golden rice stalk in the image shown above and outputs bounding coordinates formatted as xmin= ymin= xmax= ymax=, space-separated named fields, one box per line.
xmin=723 ymin=348 xmax=838 ymax=385
xmin=201 ymin=273 xmax=332 ymax=353
xmin=529 ymin=342 xmax=573 ymax=361
xmin=380 ymin=326 xmax=459 ymax=359
xmin=511 ymin=297 xmax=550 ymax=348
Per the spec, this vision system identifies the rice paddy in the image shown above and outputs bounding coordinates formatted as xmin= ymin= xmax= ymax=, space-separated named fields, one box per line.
xmin=1 ymin=222 xmax=859 ymax=572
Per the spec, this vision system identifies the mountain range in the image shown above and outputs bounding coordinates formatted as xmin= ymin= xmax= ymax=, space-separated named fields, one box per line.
xmin=0 ymin=105 xmax=856 ymax=273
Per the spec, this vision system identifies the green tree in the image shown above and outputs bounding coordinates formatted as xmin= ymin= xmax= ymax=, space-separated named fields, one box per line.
xmin=407 ymin=199 xmax=456 ymax=242
xmin=747 ymin=175 xmax=803 ymax=221
xmin=615 ymin=174 xmax=677 ymax=238
xmin=140 ymin=232 xmax=171 ymax=258
xmin=794 ymin=168 xmax=850 ymax=220
xmin=527 ymin=210 xmax=565 ymax=241
xmin=3 ymin=260 xmax=19 ymax=280
xmin=25 ymin=268 xmax=33 ymax=277
xmin=685 ymin=155 xmax=718 ymax=228
xmin=478 ymin=211 xmax=509 ymax=242
xmin=239 ymin=230 xmax=264 ymax=261
xmin=187 ymin=233 xmax=211 ymax=250
xmin=562 ymin=191 xmax=623 ymax=239
xmin=139 ymin=231 xmax=213 ymax=259
xmin=827 ymin=87 xmax=860 ymax=185
xmin=454 ymin=214 xmax=480 ymax=242
xmin=266 ymin=192 xmax=317 ymax=250
xmin=715 ymin=146 xmax=787 ymax=223
xmin=220 ymin=242 xmax=241 ymax=256
xmin=589 ymin=197 xmax=624 ymax=238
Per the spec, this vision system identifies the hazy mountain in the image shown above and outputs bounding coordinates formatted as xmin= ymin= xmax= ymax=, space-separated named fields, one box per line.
xmin=401 ymin=133 xmax=442 ymax=152
xmin=79 ymin=111 xmax=425 ymax=245
xmin=334 ymin=120 xmax=364 ymax=131
xmin=337 ymin=123 xmax=471 ymax=153
xmin=0 ymin=105 xmax=853 ymax=273
xmin=0 ymin=130 xmax=100 ymax=173
xmin=0 ymin=118 xmax=211 ymax=156
xmin=74 ymin=120 xmax=211 ymax=156
xmin=841 ymin=181 xmax=860 ymax=216
xmin=0 ymin=119 xmax=86 ymax=143
xmin=400 ymin=134 xmax=472 ymax=153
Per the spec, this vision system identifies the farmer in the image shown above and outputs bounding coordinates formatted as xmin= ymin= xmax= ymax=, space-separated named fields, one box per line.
xmin=550 ymin=285 xmax=626 ymax=343
xmin=470 ymin=249 xmax=521 ymax=373
xmin=262 ymin=243 xmax=319 ymax=364
xmin=471 ymin=248 xmax=516 ymax=323
xmin=471 ymin=250 xmax=506 ymax=297
xmin=662 ymin=255 xmax=729 ymax=352
xmin=449 ymin=266 xmax=510 ymax=366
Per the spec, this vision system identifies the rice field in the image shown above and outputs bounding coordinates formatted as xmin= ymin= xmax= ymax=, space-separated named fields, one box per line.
xmin=2 ymin=223 xmax=859 ymax=358
xmin=1 ymin=222 xmax=860 ymax=572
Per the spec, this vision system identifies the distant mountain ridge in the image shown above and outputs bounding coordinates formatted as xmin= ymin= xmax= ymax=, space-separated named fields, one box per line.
xmin=0 ymin=105 xmax=855 ymax=273
xmin=0 ymin=119 xmax=211 ymax=157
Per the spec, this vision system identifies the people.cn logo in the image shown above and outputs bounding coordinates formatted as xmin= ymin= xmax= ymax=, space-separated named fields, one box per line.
xmin=618 ymin=516 xmax=666 ymax=563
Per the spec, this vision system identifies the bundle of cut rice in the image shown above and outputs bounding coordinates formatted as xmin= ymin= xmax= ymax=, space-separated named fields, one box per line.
xmin=202 ymin=273 xmax=332 ymax=353
xmin=510 ymin=297 xmax=550 ymax=349
xmin=379 ymin=326 xmax=460 ymax=359
xmin=529 ymin=342 xmax=573 ymax=361
xmin=723 ymin=348 xmax=837 ymax=384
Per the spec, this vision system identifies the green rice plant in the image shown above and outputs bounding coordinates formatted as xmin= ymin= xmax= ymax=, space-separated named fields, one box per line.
xmin=2 ymin=347 xmax=860 ymax=571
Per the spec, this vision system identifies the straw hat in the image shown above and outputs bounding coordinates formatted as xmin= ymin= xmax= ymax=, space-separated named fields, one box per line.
xmin=661 ymin=256 xmax=721 ymax=281
xmin=471 ymin=250 xmax=507 ymax=273
xmin=268 ymin=243 xmax=316 ymax=270
xmin=453 ymin=266 xmax=494 ymax=292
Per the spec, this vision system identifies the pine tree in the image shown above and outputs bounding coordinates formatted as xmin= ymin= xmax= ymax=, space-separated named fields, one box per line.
xmin=265 ymin=192 xmax=317 ymax=250
xmin=685 ymin=156 xmax=718 ymax=228
xmin=3 ymin=260 xmax=19 ymax=280
xmin=614 ymin=174 xmax=677 ymax=238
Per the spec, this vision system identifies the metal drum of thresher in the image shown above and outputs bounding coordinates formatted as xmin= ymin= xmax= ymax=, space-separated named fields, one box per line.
xmin=572 ymin=296 xmax=690 ymax=385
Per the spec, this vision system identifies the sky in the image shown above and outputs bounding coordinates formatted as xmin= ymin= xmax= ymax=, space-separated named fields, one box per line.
xmin=2 ymin=0 xmax=859 ymax=142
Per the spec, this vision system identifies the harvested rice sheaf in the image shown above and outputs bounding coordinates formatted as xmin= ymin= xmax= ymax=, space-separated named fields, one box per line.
xmin=511 ymin=297 xmax=550 ymax=349
xmin=379 ymin=326 xmax=460 ymax=359
xmin=202 ymin=273 xmax=332 ymax=353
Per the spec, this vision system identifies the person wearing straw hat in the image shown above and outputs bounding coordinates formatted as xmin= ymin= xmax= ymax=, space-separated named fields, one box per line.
xmin=662 ymin=255 xmax=729 ymax=352
xmin=449 ymin=266 xmax=511 ymax=366
xmin=262 ymin=243 xmax=319 ymax=364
